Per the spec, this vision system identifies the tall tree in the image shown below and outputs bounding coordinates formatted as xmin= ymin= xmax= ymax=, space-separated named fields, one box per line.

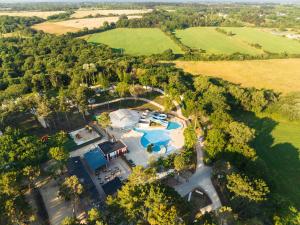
xmin=226 ymin=173 xmax=270 ymax=202
xmin=59 ymin=176 xmax=83 ymax=218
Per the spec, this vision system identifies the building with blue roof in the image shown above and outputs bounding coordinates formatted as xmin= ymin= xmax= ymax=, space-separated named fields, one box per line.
xmin=84 ymin=147 xmax=108 ymax=173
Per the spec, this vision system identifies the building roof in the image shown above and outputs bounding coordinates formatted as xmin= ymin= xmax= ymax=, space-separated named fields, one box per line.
xmin=84 ymin=147 xmax=108 ymax=171
xmin=109 ymin=109 xmax=140 ymax=129
xmin=102 ymin=177 xmax=123 ymax=196
xmin=66 ymin=157 xmax=100 ymax=202
xmin=98 ymin=140 xmax=126 ymax=155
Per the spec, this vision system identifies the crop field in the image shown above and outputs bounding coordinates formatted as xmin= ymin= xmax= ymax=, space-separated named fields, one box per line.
xmin=175 ymin=27 xmax=263 ymax=55
xmin=0 ymin=11 xmax=65 ymax=19
xmin=237 ymin=112 xmax=300 ymax=208
xmin=32 ymin=16 xmax=141 ymax=34
xmin=175 ymin=59 xmax=300 ymax=93
xmin=32 ymin=22 xmax=80 ymax=35
xmin=87 ymin=28 xmax=183 ymax=55
xmin=175 ymin=27 xmax=300 ymax=55
xmin=223 ymin=27 xmax=300 ymax=54
xmin=71 ymin=9 xmax=152 ymax=18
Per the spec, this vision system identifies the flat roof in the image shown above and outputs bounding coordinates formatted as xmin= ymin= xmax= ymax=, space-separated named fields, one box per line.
xmin=102 ymin=177 xmax=123 ymax=196
xmin=67 ymin=157 xmax=100 ymax=202
xmin=98 ymin=141 xmax=126 ymax=155
xmin=84 ymin=147 xmax=108 ymax=171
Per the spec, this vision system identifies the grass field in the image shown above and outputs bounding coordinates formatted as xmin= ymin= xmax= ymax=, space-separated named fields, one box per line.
xmin=174 ymin=59 xmax=300 ymax=93
xmin=236 ymin=112 xmax=300 ymax=208
xmin=223 ymin=27 xmax=300 ymax=54
xmin=0 ymin=11 xmax=65 ymax=19
xmin=175 ymin=27 xmax=300 ymax=55
xmin=175 ymin=27 xmax=263 ymax=55
xmin=87 ymin=28 xmax=183 ymax=55
xmin=71 ymin=9 xmax=152 ymax=18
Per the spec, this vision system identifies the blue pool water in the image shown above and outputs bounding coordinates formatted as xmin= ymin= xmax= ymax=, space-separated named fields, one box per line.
xmin=134 ymin=121 xmax=181 ymax=152
xmin=167 ymin=121 xmax=181 ymax=130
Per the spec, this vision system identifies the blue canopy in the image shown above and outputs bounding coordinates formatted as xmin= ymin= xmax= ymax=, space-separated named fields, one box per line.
xmin=84 ymin=148 xmax=107 ymax=171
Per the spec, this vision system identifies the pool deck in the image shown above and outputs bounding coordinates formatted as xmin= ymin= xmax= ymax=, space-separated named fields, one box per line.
xmin=109 ymin=118 xmax=184 ymax=167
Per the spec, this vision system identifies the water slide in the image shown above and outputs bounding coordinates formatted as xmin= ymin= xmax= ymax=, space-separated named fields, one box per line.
xmin=150 ymin=117 xmax=168 ymax=127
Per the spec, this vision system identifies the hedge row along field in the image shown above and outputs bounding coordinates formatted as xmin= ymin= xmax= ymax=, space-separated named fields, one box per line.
xmin=87 ymin=28 xmax=184 ymax=55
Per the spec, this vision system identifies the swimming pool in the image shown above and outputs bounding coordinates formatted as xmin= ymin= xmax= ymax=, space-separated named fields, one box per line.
xmin=167 ymin=121 xmax=181 ymax=130
xmin=134 ymin=121 xmax=181 ymax=152
xmin=140 ymin=129 xmax=170 ymax=152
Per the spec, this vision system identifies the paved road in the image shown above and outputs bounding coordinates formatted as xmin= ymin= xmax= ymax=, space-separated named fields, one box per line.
xmin=174 ymin=142 xmax=222 ymax=210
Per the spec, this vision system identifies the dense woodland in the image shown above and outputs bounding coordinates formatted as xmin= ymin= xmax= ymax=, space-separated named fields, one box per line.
xmin=0 ymin=2 xmax=300 ymax=225
xmin=0 ymin=16 xmax=44 ymax=34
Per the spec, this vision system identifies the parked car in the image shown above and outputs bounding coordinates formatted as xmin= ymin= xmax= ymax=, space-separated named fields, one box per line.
xmin=128 ymin=159 xmax=136 ymax=167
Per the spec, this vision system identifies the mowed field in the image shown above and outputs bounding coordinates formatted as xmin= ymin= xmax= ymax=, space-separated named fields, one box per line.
xmin=32 ymin=16 xmax=141 ymax=34
xmin=175 ymin=27 xmax=300 ymax=55
xmin=71 ymin=9 xmax=152 ymax=18
xmin=175 ymin=27 xmax=262 ymax=55
xmin=175 ymin=59 xmax=300 ymax=93
xmin=0 ymin=11 xmax=65 ymax=19
xmin=237 ymin=112 xmax=300 ymax=208
xmin=87 ymin=28 xmax=183 ymax=55
xmin=223 ymin=27 xmax=300 ymax=54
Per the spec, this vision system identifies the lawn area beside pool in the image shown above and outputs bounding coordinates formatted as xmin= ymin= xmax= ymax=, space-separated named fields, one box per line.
xmin=86 ymin=28 xmax=183 ymax=55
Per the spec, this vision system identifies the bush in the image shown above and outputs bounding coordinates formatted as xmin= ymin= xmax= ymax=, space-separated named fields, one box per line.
xmin=147 ymin=144 xmax=153 ymax=153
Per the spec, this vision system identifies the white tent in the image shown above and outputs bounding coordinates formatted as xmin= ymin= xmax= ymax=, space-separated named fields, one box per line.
xmin=109 ymin=109 xmax=140 ymax=130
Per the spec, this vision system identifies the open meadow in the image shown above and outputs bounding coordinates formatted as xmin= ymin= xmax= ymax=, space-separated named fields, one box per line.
xmin=175 ymin=27 xmax=262 ymax=55
xmin=87 ymin=28 xmax=183 ymax=55
xmin=174 ymin=59 xmax=300 ymax=93
xmin=223 ymin=27 xmax=300 ymax=54
xmin=0 ymin=11 xmax=65 ymax=19
xmin=175 ymin=27 xmax=300 ymax=55
xmin=71 ymin=9 xmax=152 ymax=18
xmin=32 ymin=16 xmax=141 ymax=34
xmin=236 ymin=112 xmax=300 ymax=208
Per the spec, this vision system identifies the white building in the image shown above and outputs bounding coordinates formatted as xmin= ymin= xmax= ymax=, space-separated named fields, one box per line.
xmin=109 ymin=109 xmax=140 ymax=130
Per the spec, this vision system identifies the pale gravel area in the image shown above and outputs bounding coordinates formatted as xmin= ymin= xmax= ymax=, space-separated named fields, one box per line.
xmin=39 ymin=178 xmax=85 ymax=225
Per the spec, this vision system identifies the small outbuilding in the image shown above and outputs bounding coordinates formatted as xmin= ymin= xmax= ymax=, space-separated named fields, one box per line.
xmin=98 ymin=140 xmax=127 ymax=161
xmin=109 ymin=109 xmax=140 ymax=130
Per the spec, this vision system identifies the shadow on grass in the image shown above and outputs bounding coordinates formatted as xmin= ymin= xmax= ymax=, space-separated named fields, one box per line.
xmin=232 ymin=110 xmax=300 ymax=209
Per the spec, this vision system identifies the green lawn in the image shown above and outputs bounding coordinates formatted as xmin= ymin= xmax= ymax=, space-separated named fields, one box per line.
xmin=236 ymin=112 xmax=300 ymax=208
xmin=87 ymin=28 xmax=183 ymax=55
xmin=223 ymin=27 xmax=300 ymax=54
xmin=175 ymin=27 xmax=262 ymax=55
